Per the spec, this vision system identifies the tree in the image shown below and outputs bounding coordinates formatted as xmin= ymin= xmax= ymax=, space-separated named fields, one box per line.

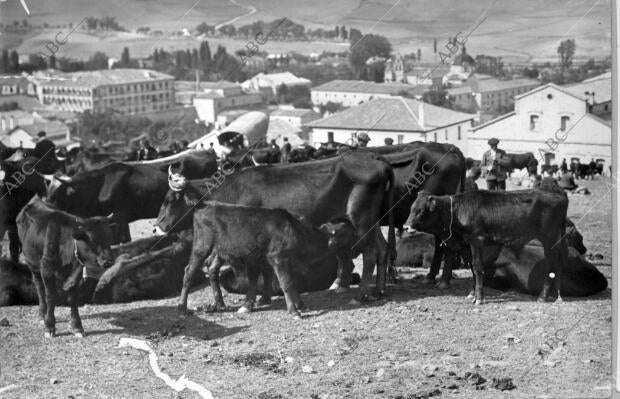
xmin=49 ymin=54 xmax=56 ymax=69
xmin=335 ymin=26 xmax=340 ymax=38
xmin=0 ymin=49 xmax=9 ymax=73
xmin=120 ymin=47 xmax=130 ymax=66
xmin=557 ymin=39 xmax=576 ymax=72
xmin=433 ymin=39 xmax=437 ymax=54
xmin=422 ymin=89 xmax=450 ymax=108
xmin=277 ymin=83 xmax=289 ymax=102
xmin=348 ymin=33 xmax=392 ymax=79
xmin=348 ymin=28 xmax=363 ymax=45
xmin=341 ymin=25 xmax=347 ymax=40
xmin=417 ymin=48 xmax=421 ymax=62
xmin=87 ymin=52 xmax=109 ymax=70
xmin=9 ymin=50 xmax=19 ymax=73
xmin=0 ymin=101 xmax=21 ymax=111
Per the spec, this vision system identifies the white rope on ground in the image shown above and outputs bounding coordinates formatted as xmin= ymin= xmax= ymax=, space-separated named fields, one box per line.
xmin=118 ymin=337 xmax=214 ymax=399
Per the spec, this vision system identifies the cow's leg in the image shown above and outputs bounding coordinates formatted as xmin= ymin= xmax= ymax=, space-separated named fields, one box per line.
xmin=207 ymin=256 xmax=226 ymax=311
xmin=31 ymin=271 xmax=47 ymax=323
xmin=8 ymin=227 xmax=20 ymax=262
xmin=374 ymin=230 xmax=389 ymax=296
xmin=329 ymin=253 xmax=353 ymax=292
xmin=238 ymin=265 xmax=259 ymax=313
xmin=66 ymin=284 xmax=84 ymax=337
xmin=268 ymin=256 xmax=302 ymax=318
xmin=119 ymin=222 xmax=131 ymax=244
xmin=178 ymin=246 xmax=211 ymax=315
xmin=40 ymin=270 xmax=57 ymax=338
xmin=537 ymin=244 xmax=555 ymax=302
xmin=358 ymin=245 xmax=379 ymax=301
xmin=438 ymin=249 xmax=455 ymax=289
xmin=554 ymin=239 xmax=567 ymax=304
xmin=425 ymin=239 xmax=444 ymax=284
xmin=470 ymin=244 xmax=484 ymax=305
xmin=257 ymin=267 xmax=272 ymax=306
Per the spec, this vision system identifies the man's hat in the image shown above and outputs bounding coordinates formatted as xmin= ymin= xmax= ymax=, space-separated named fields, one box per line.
xmin=358 ymin=132 xmax=370 ymax=142
xmin=487 ymin=138 xmax=499 ymax=146
xmin=384 ymin=137 xmax=394 ymax=144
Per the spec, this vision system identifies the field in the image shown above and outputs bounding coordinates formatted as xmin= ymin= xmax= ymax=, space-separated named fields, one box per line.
xmin=1 ymin=0 xmax=611 ymax=63
xmin=0 ymin=177 xmax=613 ymax=398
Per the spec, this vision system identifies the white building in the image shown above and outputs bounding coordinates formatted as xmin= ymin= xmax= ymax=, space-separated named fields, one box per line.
xmin=192 ymin=83 xmax=263 ymax=124
xmin=304 ymin=96 xmax=475 ymax=149
xmin=468 ymin=83 xmax=611 ymax=168
xmin=269 ymin=108 xmax=321 ymax=128
xmin=0 ymin=110 xmax=35 ymax=133
xmin=241 ymin=72 xmax=311 ymax=98
xmin=3 ymin=120 xmax=72 ymax=148
xmin=310 ymin=80 xmax=425 ymax=108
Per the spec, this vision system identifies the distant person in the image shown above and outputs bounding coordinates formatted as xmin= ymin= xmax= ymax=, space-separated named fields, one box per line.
xmin=384 ymin=137 xmax=394 ymax=146
xmin=357 ymin=133 xmax=370 ymax=148
xmin=560 ymin=158 xmax=568 ymax=174
xmin=281 ymin=137 xmax=292 ymax=163
xmin=269 ymin=139 xmax=280 ymax=152
xmin=169 ymin=141 xmax=181 ymax=154
xmin=207 ymin=142 xmax=216 ymax=156
xmin=137 ymin=138 xmax=156 ymax=160
xmin=481 ymin=137 xmax=507 ymax=191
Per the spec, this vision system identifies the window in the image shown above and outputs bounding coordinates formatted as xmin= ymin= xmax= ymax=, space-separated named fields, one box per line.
xmin=444 ymin=129 xmax=448 ymax=140
xmin=327 ymin=132 xmax=334 ymax=142
xmin=457 ymin=126 xmax=461 ymax=140
xmin=530 ymin=114 xmax=539 ymax=130
xmin=560 ymin=116 xmax=570 ymax=131
xmin=433 ymin=132 xmax=437 ymax=142
xmin=397 ymin=135 xmax=404 ymax=144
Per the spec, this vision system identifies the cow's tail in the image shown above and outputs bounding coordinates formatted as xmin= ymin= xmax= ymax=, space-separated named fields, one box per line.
xmin=453 ymin=145 xmax=467 ymax=194
xmin=386 ymin=167 xmax=396 ymax=272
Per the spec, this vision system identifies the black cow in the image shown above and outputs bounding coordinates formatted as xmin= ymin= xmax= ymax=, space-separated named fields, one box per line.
xmin=157 ymin=151 xmax=395 ymax=303
xmin=178 ymin=202 xmax=356 ymax=317
xmin=483 ymin=245 xmax=607 ymax=297
xmin=406 ymin=189 xmax=569 ymax=304
xmin=17 ymin=196 xmax=116 ymax=337
xmin=496 ymin=152 xmax=538 ymax=176
xmin=0 ymin=158 xmax=48 ymax=261
xmin=379 ymin=142 xmax=467 ymax=288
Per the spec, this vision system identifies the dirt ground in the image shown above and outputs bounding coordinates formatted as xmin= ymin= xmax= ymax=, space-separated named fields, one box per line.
xmin=0 ymin=178 xmax=613 ymax=399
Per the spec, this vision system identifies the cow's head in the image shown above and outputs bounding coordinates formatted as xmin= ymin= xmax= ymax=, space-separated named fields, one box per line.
xmin=156 ymin=168 xmax=195 ymax=232
xmin=320 ymin=216 xmax=356 ymax=252
xmin=405 ymin=191 xmax=441 ymax=232
xmin=566 ymin=220 xmax=587 ymax=255
xmin=72 ymin=214 xmax=117 ymax=269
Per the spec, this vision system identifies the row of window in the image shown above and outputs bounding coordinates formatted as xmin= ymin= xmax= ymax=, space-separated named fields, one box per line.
xmin=529 ymin=115 xmax=570 ymax=131
xmin=42 ymin=87 xmax=92 ymax=96
xmin=97 ymin=93 xmax=169 ymax=107
xmin=43 ymin=97 xmax=91 ymax=108
xmin=325 ymin=125 xmax=464 ymax=144
xmin=96 ymin=81 xmax=171 ymax=95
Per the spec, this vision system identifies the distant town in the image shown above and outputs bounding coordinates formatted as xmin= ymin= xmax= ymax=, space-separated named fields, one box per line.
xmin=0 ymin=16 xmax=612 ymax=167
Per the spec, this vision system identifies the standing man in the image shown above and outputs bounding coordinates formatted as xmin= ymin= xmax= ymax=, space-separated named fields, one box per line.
xmin=281 ymin=137 xmax=292 ymax=163
xmin=357 ymin=132 xmax=370 ymax=148
xmin=481 ymin=137 xmax=507 ymax=191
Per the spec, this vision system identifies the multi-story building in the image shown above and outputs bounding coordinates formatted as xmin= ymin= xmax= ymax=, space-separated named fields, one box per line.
xmin=33 ymin=69 xmax=175 ymax=115
xmin=310 ymin=80 xmax=426 ymax=108
xmin=192 ymin=83 xmax=264 ymax=124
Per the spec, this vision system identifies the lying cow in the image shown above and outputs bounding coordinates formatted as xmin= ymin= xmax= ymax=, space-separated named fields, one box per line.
xmin=406 ymin=190 xmax=569 ymax=304
xmin=179 ymin=201 xmax=356 ymax=318
xmin=483 ymin=245 xmax=607 ymax=297
xmin=17 ymin=196 xmax=116 ymax=337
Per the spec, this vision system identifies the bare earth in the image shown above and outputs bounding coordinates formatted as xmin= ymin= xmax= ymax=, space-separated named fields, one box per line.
xmin=0 ymin=178 xmax=612 ymax=398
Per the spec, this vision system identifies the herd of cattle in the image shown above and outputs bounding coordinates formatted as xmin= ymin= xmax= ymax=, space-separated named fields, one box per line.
xmin=0 ymin=138 xmax=608 ymax=338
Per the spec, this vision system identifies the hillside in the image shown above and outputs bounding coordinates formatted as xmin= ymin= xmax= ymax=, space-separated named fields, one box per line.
xmin=0 ymin=0 xmax=612 ymax=62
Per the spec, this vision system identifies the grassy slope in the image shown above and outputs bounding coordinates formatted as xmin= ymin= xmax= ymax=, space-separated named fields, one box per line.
xmin=0 ymin=0 xmax=611 ymax=62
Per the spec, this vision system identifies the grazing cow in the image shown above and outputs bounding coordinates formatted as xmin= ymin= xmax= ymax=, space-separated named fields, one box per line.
xmin=496 ymin=152 xmax=538 ymax=176
xmin=17 ymin=196 xmax=116 ymax=337
xmin=406 ymin=190 xmax=569 ymax=304
xmin=180 ymin=202 xmax=356 ymax=317
xmin=483 ymin=245 xmax=607 ymax=297
xmin=157 ymin=151 xmax=395 ymax=306
xmin=0 ymin=158 xmax=48 ymax=261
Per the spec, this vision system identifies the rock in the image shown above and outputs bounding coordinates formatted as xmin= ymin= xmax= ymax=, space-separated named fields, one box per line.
xmin=50 ymin=378 xmax=59 ymax=385
xmin=0 ymin=318 xmax=9 ymax=327
xmin=302 ymin=365 xmax=314 ymax=374
xmin=543 ymin=360 xmax=556 ymax=367
xmin=465 ymin=372 xmax=486 ymax=386
xmin=285 ymin=356 xmax=294 ymax=363
xmin=507 ymin=305 xmax=520 ymax=311
xmin=395 ymin=360 xmax=417 ymax=369
xmin=327 ymin=360 xmax=335 ymax=367
xmin=376 ymin=368 xmax=385 ymax=378
xmin=492 ymin=377 xmax=515 ymax=391
xmin=375 ymin=360 xmax=391 ymax=368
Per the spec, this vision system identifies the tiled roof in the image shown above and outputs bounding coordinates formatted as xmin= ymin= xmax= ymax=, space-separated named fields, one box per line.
xmin=563 ymin=74 xmax=611 ymax=103
xmin=270 ymin=108 xmax=319 ymax=118
xmin=312 ymin=79 xmax=419 ymax=95
xmin=305 ymin=97 xmax=474 ymax=132
xmin=475 ymin=77 xmax=541 ymax=92
xmin=174 ymin=80 xmax=238 ymax=91
xmin=11 ymin=120 xmax=69 ymax=137
xmin=32 ymin=69 xmax=174 ymax=88
xmin=249 ymin=72 xmax=311 ymax=86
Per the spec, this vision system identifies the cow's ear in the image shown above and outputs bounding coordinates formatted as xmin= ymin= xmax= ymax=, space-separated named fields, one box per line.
xmin=72 ymin=224 xmax=88 ymax=241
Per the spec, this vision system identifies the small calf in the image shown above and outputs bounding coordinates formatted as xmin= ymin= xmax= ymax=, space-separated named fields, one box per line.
xmin=17 ymin=196 xmax=116 ymax=337
xmin=178 ymin=202 xmax=356 ymax=318
xmin=406 ymin=190 xmax=569 ymax=304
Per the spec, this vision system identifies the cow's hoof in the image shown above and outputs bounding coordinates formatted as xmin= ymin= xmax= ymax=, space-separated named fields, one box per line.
xmin=44 ymin=331 xmax=55 ymax=339
xmin=536 ymin=296 xmax=548 ymax=303
xmin=555 ymin=297 xmax=564 ymax=304
xmin=237 ymin=305 xmax=252 ymax=314
xmin=437 ymin=281 xmax=451 ymax=290
xmin=466 ymin=291 xmax=475 ymax=300
xmin=257 ymin=296 xmax=272 ymax=306
xmin=474 ymin=299 xmax=483 ymax=306
xmin=292 ymin=312 xmax=303 ymax=320
xmin=73 ymin=331 xmax=85 ymax=338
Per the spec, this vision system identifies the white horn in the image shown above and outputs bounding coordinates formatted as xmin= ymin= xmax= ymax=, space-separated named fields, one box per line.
xmin=251 ymin=154 xmax=261 ymax=166
xmin=55 ymin=174 xmax=72 ymax=183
